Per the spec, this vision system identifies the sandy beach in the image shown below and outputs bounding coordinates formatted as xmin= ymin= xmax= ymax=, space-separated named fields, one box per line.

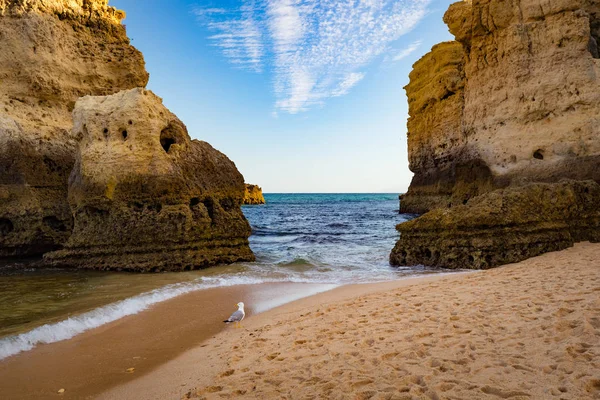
xmin=0 ymin=282 xmax=338 ymax=399
xmin=101 ymin=242 xmax=600 ymax=400
xmin=1 ymin=243 xmax=598 ymax=399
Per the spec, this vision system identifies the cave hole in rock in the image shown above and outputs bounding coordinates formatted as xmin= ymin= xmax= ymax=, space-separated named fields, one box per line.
xmin=533 ymin=149 xmax=544 ymax=160
xmin=424 ymin=248 xmax=432 ymax=258
xmin=189 ymin=197 xmax=201 ymax=208
xmin=103 ymin=128 xmax=109 ymax=139
xmin=161 ymin=137 xmax=176 ymax=153
xmin=43 ymin=216 xmax=67 ymax=232
xmin=160 ymin=121 xmax=185 ymax=154
xmin=0 ymin=218 xmax=14 ymax=235
xmin=131 ymin=202 xmax=144 ymax=212
xmin=203 ymin=198 xmax=216 ymax=221
xmin=121 ymin=130 xmax=128 ymax=140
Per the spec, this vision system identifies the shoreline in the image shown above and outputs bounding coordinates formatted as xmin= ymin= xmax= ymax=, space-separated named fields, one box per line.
xmin=98 ymin=274 xmax=459 ymax=400
xmin=103 ymin=242 xmax=600 ymax=400
xmin=0 ymin=276 xmax=451 ymax=400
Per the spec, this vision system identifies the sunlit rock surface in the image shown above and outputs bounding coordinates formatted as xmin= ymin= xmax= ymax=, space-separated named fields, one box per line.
xmin=0 ymin=0 xmax=148 ymax=257
xmin=400 ymin=0 xmax=600 ymax=213
xmin=243 ymin=184 xmax=266 ymax=205
xmin=393 ymin=0 xmax=600 ymax=268
xmin=45 ymin=89 xmax=254 ymax=271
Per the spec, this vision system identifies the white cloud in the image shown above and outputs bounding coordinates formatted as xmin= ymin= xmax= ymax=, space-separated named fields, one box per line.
xmin=195 ymin=2 xmax=265 ymax=72
xmin=332 ymin=72 xmax=366 ymax=97
xmin=392 ymin=40 xmax=422 ymax=61
xmin=192 ymin=7 xmax=227 ymax=17
xmin=196 ymin=0 xmax=430 ymax=112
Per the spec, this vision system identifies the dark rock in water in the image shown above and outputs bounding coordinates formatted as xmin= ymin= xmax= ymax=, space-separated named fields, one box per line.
xmin=45 ymin=88 xmax=254 ymax=271
xmin=391 ymin=181 xmax=600 ymax=269
xmin=0 ymin=0 xmax=148 ymax=258
xmin=243 ymin=184 xmax=266 ymax=205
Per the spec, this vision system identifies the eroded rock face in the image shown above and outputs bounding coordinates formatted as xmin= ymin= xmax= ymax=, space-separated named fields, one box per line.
xmin=0 ymin=0 xmax=148 ymax=257
xmin=243 ymin=184 xmax=266 ymax=205
xmin=400 ymin=0 xmax=600 ymax=213
xmin=45 ymin=89 xmax=254 ymax=271
xmin=392 ymin=181 xmax=600 ymax=269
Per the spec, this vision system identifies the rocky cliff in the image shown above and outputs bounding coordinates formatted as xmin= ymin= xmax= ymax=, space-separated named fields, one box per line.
xmin=392 ymin=0 xmax=600 ymax=268
xmin=243 ymin=184 xmax=266 ymax=205
xmin=392 ymin=180 xmax=600 ymax=269
xmin=45 ymin=89 xmax=254 ymax=271
xmin=400 ymin=0 xmax=600 ymax=213
xmin=0 ymin=0 xmax=148 ymax=257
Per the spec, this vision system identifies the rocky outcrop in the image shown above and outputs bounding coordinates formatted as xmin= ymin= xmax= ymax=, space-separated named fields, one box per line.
xmin=392 ymin=180 xmax=600 ymax=269
xmin=0 ymin=0 xmax=148 ymax=258
xmin=393 ymin=0 xmax=600 ymax=268
xmin=400 ymin=0 xmax=600 ymax=213
xmin=45 ymin=89 xmax=254 ymax=271
xmin=243 ymin=184 xmax=265 ymax=205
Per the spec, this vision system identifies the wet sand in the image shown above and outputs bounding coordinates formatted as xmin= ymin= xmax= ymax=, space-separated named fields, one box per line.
xmin=104 ymin=242 xmax=600 ymax=400
xmin=0 ymin=282 xmax=338 ymax=399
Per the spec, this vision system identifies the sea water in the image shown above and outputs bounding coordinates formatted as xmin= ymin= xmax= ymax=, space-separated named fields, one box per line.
xmin=0 ymin=193 xmax=440 ymax=359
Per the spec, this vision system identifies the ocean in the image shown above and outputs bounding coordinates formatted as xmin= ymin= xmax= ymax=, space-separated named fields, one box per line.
xmin=0 ymin=193 xmax=442 ymax=359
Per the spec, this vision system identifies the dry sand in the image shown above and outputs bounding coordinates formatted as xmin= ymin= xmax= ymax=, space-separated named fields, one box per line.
xmin=104 ymin=242 xmax=600 ymax=400
xmin=0 ymin=282 xmax=337 ymax=399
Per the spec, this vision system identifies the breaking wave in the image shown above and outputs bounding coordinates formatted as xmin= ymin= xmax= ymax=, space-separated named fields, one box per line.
xmin=0 ymin=275 xmax=311 ymax=361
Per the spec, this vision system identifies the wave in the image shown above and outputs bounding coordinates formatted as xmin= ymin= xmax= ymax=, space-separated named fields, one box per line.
xmin=277 ymin=257 xmax=315 ymax=267
xmin=0 ymin=274 xmax=311 ymax=361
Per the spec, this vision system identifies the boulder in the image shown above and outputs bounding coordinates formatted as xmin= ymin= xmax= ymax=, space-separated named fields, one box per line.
xmin=243 ymin=184 xmax=266 ymax=205
xmin=45 ymin=88 xmax=254 ymax=271
xmin=0 ymin=0 xmax=148 ymax=258
xmin=391 ymin=180 xmax=600 ymax=269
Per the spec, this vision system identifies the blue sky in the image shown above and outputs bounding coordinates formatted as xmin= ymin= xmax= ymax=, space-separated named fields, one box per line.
xmin=111 ymin=0 xmax=455 ymax=193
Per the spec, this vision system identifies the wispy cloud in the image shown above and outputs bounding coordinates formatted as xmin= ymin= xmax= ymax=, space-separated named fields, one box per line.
xmin=194 ymin=2 xmax=265 ymax=72
xmin=195 ymin=0 xmax=430 ymax=113
xmin=192 ymin=7 xmax=227 ymax=17
xmin=391 ymin=40 xmax=422 ymax=62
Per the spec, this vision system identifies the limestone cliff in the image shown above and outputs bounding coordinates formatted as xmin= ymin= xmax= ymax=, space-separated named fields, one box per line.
xmin=0 ymin=0 xmax=148 ymax=257
xmin=400 ymin=0 xmax=600 ymax=213
xmin=393 ymin=0 xmax=600 ymax=268
xmin=392 ymin=180 xmax=600 ymax=269
xmin=45 ymin=89 xmax=254 ymax=271
xmin=243 ymin=184 xmax=266 ymax=205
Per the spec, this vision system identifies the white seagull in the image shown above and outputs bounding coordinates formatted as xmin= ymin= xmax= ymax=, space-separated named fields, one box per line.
xmin=224 ymin=302 xmax=245 ymax=328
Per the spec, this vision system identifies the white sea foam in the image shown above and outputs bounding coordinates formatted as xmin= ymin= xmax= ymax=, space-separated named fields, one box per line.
xmin=0 ymin=274 xmax=305 ymax=361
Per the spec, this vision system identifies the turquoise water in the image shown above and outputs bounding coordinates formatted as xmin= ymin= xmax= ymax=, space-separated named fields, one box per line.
xmin=0 ymin=193 xmax=443 ymax=359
